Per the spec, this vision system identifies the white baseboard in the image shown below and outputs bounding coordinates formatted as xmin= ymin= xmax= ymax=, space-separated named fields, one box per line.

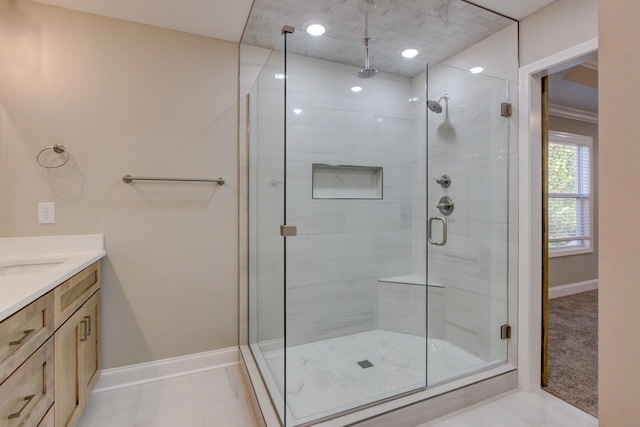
xmin=549 ymin=279 xmax=598 ymax=299
xmin=94 ymin=347 xmax=239 ymax=393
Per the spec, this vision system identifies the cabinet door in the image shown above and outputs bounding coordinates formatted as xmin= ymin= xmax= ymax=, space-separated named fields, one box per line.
xmin=80 ymin=291 xmax=100 ymax=402
xmin=54 ymin=308 xmax=83 ymax=427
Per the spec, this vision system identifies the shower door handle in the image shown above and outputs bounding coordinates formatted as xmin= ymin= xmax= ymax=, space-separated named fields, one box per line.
xmin=428 ymin=217 xmax=447 ymax=246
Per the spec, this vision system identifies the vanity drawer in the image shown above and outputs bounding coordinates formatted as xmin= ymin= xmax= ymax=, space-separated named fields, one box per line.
xmin=0 ymin=293 xmax=53 ymax=385
xmin=54 ymin=262 xmax=100 ymax=329
xmin=0 ymin=337 xmax=54 ymax=427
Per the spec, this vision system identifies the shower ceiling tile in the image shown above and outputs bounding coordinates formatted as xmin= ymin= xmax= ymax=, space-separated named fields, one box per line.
xmin=242 ymin=0 xmax=516 ymax=77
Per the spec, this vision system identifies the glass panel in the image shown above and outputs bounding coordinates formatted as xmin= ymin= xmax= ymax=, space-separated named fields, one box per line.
xmin=426 ymin=63 xmax=510 ymax=385
xmin=283 ymin=31 xmax=428 ymax=425
xmin=247 ymin=43 xmax=286 ymax=423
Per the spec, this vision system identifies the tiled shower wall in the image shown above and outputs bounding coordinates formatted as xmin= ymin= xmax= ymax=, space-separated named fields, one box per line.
xmin=284 ymin=53 xmax=419 ymax=347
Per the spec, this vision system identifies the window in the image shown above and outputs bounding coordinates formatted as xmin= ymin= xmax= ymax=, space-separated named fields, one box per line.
xmin=548 ymin=131 xmax=593 ymax=257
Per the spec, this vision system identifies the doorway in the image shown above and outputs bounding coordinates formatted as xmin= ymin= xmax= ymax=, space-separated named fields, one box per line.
xmin=541 ymin=57 xmax=599 ymax=417
xmin=517 ymin=36 xmax=598 ymax=407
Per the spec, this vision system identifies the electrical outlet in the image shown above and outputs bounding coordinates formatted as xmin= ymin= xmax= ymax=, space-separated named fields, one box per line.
xmin=38 ymin=202 xmax=55 ymax=224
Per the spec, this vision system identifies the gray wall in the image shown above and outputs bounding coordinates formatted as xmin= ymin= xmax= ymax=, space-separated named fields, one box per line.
xmin=548 ymin=115 xmax=599 ymax=287
xmin=0 ymin=1 xmax=239 ymax=369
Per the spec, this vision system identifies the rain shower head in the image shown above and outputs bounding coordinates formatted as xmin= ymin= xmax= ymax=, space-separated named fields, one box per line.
xmin=358 ymin=62 xmax=378 ymax=79
xmin=427 ymin=94 xmax=449 ymax=113
xmin=357 ymin=0 xmax=377 ymax=79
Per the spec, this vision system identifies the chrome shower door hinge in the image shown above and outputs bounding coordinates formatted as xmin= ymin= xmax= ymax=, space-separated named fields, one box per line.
xmin=500 ymin=324 xmax=512 ymax=340
xmin=501 ymin=103 xmax=512 ymax=118
xmin=280 ymin=225 xmax=297 ymax=237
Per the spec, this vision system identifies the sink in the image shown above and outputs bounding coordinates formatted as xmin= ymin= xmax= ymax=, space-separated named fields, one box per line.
xmin=0 ymin=258 xmax=70 ymax=276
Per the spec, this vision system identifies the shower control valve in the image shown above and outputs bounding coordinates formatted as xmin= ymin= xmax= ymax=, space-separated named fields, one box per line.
xmin=434 ymin=174 xmax=451 ymax=188
xmin=436 ymin=196 xmax=454 ymax=216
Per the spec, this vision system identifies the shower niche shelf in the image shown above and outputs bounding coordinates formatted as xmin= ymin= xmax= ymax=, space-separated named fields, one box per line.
xmin=312 ymin=164 xmax=383 ymax=199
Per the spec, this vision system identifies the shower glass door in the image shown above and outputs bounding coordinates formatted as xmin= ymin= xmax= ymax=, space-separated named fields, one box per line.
xmin=425 ymin=63 xmax=511 ymax=385
xmin=282 ymin=31 xmax=428 ymax=425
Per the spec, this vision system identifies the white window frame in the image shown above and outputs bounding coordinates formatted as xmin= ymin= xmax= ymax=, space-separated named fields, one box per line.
xmin=548 ymin=130 xmax=594 ymax=258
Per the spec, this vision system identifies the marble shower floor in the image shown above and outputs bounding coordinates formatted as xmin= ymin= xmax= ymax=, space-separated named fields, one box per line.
xmin=261 ymin=329 xmax=496 ymax=424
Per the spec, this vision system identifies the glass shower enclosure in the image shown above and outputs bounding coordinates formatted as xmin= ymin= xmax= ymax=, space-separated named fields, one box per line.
xmin=248 ymin=29 xmax=512 ymax=426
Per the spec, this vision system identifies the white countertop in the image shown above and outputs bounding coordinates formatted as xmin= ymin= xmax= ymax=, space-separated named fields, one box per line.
xmin=0 ymin=234 xmax=106 ymax=322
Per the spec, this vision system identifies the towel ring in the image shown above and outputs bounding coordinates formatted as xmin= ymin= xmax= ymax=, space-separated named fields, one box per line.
xmin=36 ymin=145 xmax=70 ymax=168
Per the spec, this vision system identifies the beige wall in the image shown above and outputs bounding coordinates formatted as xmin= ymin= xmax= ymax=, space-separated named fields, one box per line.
xmin=599 ymin=0 xmax=640 ymax=424
xmin=548 ymin=115 xmax=598 ymax=287
xmin=520 ymin=0 xmax=597 ymax=67
xmin=0 ymin=1 xmax=239 ymax=368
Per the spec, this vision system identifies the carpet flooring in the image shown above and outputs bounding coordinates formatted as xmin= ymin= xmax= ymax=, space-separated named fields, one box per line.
xmin=544 ymin=290 xmax=598 ymax=417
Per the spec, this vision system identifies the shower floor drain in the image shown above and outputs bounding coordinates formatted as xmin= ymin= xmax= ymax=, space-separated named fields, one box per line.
xmin=357 ymin=360 xmax=374 ymax=369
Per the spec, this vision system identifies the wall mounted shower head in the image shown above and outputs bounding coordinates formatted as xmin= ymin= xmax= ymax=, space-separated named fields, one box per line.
xmin=427 ymin=100 xmax=443 ymax=113
xmin=427 ymin=94 xmax=449 ymax=113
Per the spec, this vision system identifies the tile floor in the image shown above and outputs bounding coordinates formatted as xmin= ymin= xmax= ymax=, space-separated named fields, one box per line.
xmin=76 ymin=362 xmax=598 ymax=427
xmin=76 ymin=365 xmax=261 ymax=427
xmin=419 ymin=389 xmax=598 ymax=427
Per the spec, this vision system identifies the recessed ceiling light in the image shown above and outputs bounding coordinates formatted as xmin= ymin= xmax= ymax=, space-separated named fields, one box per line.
xmin=469 ymin=66 xmax=484 ymax=74
xmin=306 ymin=24 xmax=326 ymax=36
xmin=275 ymin=73 xmax=285 ymax=80
xmin=351 ymin=86 xmax=363 ymax=92
xmin=293 ymin=108 xmax=302 ymax=114
xmin=401 ymin=48 xmax=420 ymax=59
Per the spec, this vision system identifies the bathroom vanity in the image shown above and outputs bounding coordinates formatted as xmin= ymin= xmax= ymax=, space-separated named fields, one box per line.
xmin=0 ymin=235 xmax=105 ymax=427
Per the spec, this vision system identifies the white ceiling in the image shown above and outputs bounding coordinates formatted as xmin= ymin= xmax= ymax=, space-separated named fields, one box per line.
xmin=32 ymin=0 xmax=255 ymax=42
xmin=549 ymin=60 xmax=599 ymax=114
xmin=32 ymin=0 xmax=557 ymax=42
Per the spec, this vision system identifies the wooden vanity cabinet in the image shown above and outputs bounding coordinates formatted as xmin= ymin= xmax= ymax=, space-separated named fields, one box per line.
xmin=54 ymin=262 xmax=101 ymax=427
xmin=0 ymin=261 xmax=100 ymax=427
xmin=54 ymin=291 xmax=100 ymax=427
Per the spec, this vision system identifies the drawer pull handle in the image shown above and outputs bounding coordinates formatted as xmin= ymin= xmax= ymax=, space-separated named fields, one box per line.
xmin=80 ymin=320 xmax=88 ymax=342
xmin=9 ymin=329 xmax=36 ymax=347
xmin=8 ymin=394 xmax=35 ymax=419
xmin=84 ymin=316 xmax=92 ymax=336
